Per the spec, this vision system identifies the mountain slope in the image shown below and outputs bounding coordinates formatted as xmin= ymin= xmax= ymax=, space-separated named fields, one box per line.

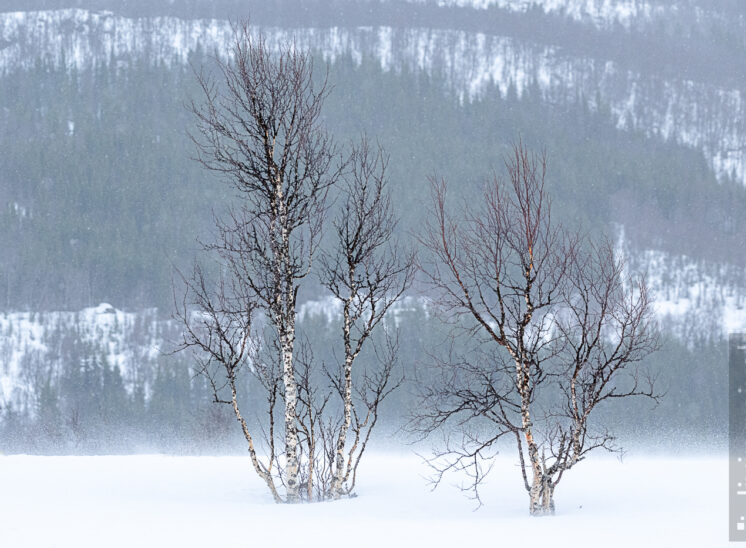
xmin=0 ymin=9 xmax=744 ymax=186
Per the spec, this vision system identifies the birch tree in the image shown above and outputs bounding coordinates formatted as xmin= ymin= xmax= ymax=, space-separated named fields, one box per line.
xmin=180 ymin=25 xmax=409 ymax=503
xmin=187 ymin=23 xmax=342 ymax=502
xmin=175 ymin=265 xmax=283 ymax=501
xmin=319 ymin=139 xmax=415 ymax=498
xmin=413 ymin=142 xmax=659 ymax=515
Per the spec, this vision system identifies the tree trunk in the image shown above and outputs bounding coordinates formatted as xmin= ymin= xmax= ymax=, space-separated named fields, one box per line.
xmin=529 ymin=474 xmax=555 ymax=516
xmin=332 ymin=352 xmax=354 ymax=498
xmin=229 ymin=379 xmax=282 ymax=503
xmin=518 ymin=359 xmax=553 ymax=516
xmin=275 ymin=184 xmax=301 ymax=503
xmin=281 ymin=333 xmax=300 ymax=502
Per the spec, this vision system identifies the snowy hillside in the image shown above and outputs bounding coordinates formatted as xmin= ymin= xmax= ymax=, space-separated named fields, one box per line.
xmin=299 ymin=252 xmax=746 ymax=344
xmin=0 ymin=9 xmax=743 ymax=185
xmin=2 ymin=251 xmax=736 ymax=414
xmin=0 ymin=303 xmax=165 ymax=411
xmin=0 ymin=5 xmax=741 ymax=448
xmin=629 ymin=250 xmax=746 ymax=344
xmin=404 ymin=0 xmax=741 ymax=31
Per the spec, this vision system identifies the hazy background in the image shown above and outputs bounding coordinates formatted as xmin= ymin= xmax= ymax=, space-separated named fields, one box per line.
xmin=0 ymin=0 xmax=742 ymax=454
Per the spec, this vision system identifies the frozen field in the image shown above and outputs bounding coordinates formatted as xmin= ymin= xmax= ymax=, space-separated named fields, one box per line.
xmin=0 ymin=452 xmax=727 ymax=547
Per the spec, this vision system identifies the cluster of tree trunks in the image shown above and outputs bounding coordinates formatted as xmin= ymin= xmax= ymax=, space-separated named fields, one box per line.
xmin=177 ymin=22 xmax=658 ymax=514
xmin=176 ymin=23 xmax=413 ymax=503
xmin=413 ymin=143 xmax=658 ymax=515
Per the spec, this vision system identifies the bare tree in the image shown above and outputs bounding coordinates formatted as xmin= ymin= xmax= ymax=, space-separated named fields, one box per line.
xmin=413 ymin=142 xmax=659 ymax=515
xmin=175 ymin=265 xmax=283 ymax=502
xmin=180 ymin=26 xmax=409 ymax=503
xmin=319 ymin=138 xmax=415 ymax=498
xmin=187 ymin=22 xmax=342 ymax=502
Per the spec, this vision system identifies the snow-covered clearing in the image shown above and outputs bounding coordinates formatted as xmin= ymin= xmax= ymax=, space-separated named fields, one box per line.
xmin=0 ymin=452 xmax=726 ymax=547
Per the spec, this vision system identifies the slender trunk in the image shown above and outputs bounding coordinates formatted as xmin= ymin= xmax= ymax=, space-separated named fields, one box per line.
xmin=524 ymin=430 xmax=551 ymax=515
xmin=520 ymin=372 xmax=556 ymax=516
xmin=307 ymin=420 xmax=315 ymax=501
xmin=274 ymin=180 xmax=300 ymax=503
xmin=281 ymin=331 xmax=300 ymax=502
xmin=517 ymin=358 xmax=554 ymax=516
xmin=332 ymin=298 xmax=354 ymax=498
xmin=542 ymin=478 xmax=555 ymax=514
xmin=230 ymin=379 xmax=282 ymax=503
xmin=529 ymin=473 xmax=555 ymax=516
xmin=332 ymin=355 xmax=354 ymax=498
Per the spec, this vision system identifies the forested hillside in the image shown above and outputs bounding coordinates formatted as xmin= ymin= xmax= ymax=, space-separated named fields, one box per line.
xmin=2 ymin=54 xmax=744 ymax=310
xmin=0 ymin=2 xmax=742 ymax=452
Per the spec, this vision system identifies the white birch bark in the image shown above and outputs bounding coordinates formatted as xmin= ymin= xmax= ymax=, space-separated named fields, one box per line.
xmin=274 ymin=180 xmax=300 ymax=503
xmin=332 ymin=295 xmax=355 ymax=498
xmin=229 ymin=376 xmax=282 ymax=503
xmin=518 ymin=359 xmax=548 ymax=516
xmin=281 ymin=332 xmax=300 ymax=502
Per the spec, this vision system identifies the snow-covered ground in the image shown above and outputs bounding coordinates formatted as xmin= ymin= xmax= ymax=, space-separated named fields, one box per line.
xmin=0 ymin=452 xmax=727 ymax=547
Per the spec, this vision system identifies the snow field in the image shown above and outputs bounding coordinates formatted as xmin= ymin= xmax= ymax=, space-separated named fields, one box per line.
xmin=0 ymin=452 xmax=727 ymax=547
